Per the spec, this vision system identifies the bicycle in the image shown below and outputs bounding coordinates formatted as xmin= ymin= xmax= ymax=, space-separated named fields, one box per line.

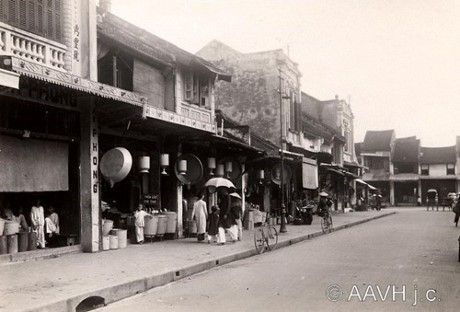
xmin=321 ymin=210 xmax=333 ymax=233
xmin=254 ymin=221 xmax=278 ymax=254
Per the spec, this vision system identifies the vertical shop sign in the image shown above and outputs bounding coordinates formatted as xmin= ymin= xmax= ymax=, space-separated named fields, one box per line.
xmin=72 ymin=0 xmax=81 ymax=75
xmin=90 ymin=104 xmax=100 ymax=252
xmin=91 ymin=108 xmax=99 ymax=195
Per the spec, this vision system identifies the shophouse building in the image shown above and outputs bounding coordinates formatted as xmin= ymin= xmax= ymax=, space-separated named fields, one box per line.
xmin=391 ymin=136 xmax=420 ymax=206
xmin=197 ymin=40 xmax=319 ymax=217
xmin=358 ymin=131 xmax=459 ymax=207
xmin=0 ymin=1 xmax=259 ymax=257
xmin=419 ymin=145 xmax=457 ymax=204
xmin=360 ymin=130 xmax=395 ymax=205
xmin=301 ymin=92 xmax=360 ymax=210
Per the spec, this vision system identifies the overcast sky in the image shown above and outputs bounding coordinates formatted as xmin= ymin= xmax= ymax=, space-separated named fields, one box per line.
xmin=111 ymin=0 xmax=460 ymax=147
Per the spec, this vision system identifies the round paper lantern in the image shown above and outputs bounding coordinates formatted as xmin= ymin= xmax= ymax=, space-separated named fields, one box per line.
xmin=100 ymin=147 xmax=133 ymax=187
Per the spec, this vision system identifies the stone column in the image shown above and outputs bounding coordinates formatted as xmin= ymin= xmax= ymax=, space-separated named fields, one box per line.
xmin=79 ymin=97 xmax=100 ymax=252
xmin=241 ymin=163 xmax=246 ymax=214
xmin=176 ymin=143 xmax=183 ymax=238
xmin=390 ymin=180 xmax=395 ymax=207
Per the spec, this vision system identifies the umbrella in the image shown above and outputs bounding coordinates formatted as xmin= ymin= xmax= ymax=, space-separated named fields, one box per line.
xmin=205 ymin=177 xmax=236 ymax=193
xmin=427 ymin=189 xmax=437 ymax=193
xmin=229 ymin=192 xmax=241 ymax=199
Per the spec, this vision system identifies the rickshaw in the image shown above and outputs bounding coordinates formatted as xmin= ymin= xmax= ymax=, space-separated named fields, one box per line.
xmin=443 ymin=192 xmax=457 ymax=212
xmin=426 ymin=189 xmax=438 ymax=211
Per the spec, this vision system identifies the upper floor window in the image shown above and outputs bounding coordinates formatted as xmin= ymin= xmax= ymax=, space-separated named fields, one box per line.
xmin=365 ymin=157 xmax=389 ymax=171
xmin=97 ymin=51 xmax=133 ymax=91
xmin=394 ymin=163 xmax=417 ymax=174
xmin=0 ymin=0 xmax=63 ymax=43
xmin=447 ymin=163 xmax=455 ymax=175
xmin=184 ymin=72 xmax=210 ymax=108
xmin=421 ymin=164 xmax=429 ymax=175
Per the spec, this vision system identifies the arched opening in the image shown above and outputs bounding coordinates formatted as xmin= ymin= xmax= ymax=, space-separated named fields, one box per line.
xmin=75 ymin=296 xmax=106 ymax=312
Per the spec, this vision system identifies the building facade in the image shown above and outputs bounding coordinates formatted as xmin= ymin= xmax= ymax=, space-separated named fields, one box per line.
xmin=0 ymin=1 xmax=259 ymax=257
xmin=357 ymin=131 xmax=460 ymax=207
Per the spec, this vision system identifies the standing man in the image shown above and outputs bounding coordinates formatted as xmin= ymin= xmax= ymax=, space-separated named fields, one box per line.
xmin=31 ymin=199 xmax=45 ymax=249
xmin=453 ymin=196 xmax=460 ymax=227
xmin=192 ymin=193 xmax=208 ymax=241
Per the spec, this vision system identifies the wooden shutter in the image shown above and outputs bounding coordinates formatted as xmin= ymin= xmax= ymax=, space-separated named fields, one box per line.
xmin=0 ymin=0 xmax=62 ymax=43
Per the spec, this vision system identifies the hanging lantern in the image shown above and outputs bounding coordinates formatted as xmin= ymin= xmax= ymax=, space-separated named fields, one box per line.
xmin=258 ymin=169 xmax=265 ymax=180
xmin=216 ymin=164 xmax=225 ymax=177
xmin=225 ymin=161 xmax=233 ymax=178
xmin=275 ymin=167 xmax=281 ymax=180
xmin=160 ymin=153 xmax=169 ymax=175
xmin=207 ymin=157 xmax=216 ymax=176
xmin=138 ymin=156 xmax=150 ymax=173
xmin=225 ymin=161 xmax=233 ymax=173
xmin=258 ymin=169 xmax=265 ymax=184
xmin=178 ymin=159 xmax=187 ymax=175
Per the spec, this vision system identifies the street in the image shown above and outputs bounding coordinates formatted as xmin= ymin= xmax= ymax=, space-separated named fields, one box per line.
xmin=94 ymin=208 xmax=460 ymax=312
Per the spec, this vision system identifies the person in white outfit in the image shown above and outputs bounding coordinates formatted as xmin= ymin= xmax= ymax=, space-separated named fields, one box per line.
xmin=192 ymin=193 xmax=208 ymax=241
xmin=31 ymin=199 xmax=45 ymax=248
xmin=134 ymin=204 xmax=149 ymax=244
xmin=45 ymin=206 xmax=60 ymax=236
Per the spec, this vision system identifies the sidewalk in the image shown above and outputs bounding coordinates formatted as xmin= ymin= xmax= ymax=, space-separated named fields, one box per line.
xmin=0 ymin=210 xmax=396 ymax=312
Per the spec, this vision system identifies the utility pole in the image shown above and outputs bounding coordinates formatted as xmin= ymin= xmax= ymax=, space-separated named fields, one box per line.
xmin=279 ymin=69 xmax=288 ymax=233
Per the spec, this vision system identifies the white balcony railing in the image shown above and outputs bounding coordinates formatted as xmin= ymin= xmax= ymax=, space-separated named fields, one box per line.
xmin=0 ymin=22 xmax=66 ymax=72
xmin=180 ymin=102 xmax=212 ymax=124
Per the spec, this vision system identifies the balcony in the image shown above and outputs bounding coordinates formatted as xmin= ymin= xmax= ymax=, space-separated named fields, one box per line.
xmin=180 ymin=102 xmax=212 ymax=124
xmin=142 ymin=102 xmax=215 ymax=133
xmin=0 ymin=22 xmax=66 ymax=72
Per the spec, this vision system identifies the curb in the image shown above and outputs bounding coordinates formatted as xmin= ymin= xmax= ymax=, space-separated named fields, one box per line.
xmin=23 ymin=211 xmax=396 ymax=312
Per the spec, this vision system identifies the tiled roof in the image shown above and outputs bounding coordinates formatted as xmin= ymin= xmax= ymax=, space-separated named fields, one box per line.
xmin=420 ymin=146 xmax=456 ymax=164
xmin=393 ymin=136 xmax=420 ymax=163
xmin=362 ymin=130 xmax=395 ymax=152
xmin=301 ymin=112 xmax=343 ymax=143
xmin=97 ymin=9 xmax=231 ymax=81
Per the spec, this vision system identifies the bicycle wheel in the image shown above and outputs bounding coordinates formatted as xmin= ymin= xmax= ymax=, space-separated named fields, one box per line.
xmin=266 ymin=225 xmax=278 ymax=251
xmin=328 ymin=216 xmax=333 ymax=232
xmin=254 ymin=228 xmax=265 ymax=254
xmin=321 ymin=217 xmax=328 ymax=233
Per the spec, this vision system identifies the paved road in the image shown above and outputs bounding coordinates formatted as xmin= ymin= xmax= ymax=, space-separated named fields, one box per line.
xmin=95 ymin=208 xmax=460 ymax=312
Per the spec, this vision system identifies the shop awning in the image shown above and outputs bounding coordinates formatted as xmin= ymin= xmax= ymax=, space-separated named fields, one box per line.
xmin=390 ymin=173 xmax=419 ymax=181
xmin=367 ymin=184 xmax=377 ymax=191
xmin=10 ymin=56 xmax=147 ymax=107
xmin=302 ymin=157 xmax=318 ymax=189
xmin=355 ymin=179 xmax=377 ymax=191
xmin=327 ymin=168 xmax=345 ymax=176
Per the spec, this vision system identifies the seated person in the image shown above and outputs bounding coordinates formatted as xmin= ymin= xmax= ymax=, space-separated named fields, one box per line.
xmin=45 ymin=206 xmax=60 ymax=244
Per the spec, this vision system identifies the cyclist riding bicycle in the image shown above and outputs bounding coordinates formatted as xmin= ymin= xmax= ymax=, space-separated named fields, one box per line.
xmin=317 ymin=191 xmax=331 ymax=217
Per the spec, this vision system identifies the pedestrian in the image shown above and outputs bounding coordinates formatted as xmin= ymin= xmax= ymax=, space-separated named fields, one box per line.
xmin=31 ymin=199 xmax=45 ymax=249
xmin=192 ymin=193 xmax=208 ymax=242
xmin=134 ymin=203 xmax=149 ymax=244
xmin=217 ymin=199 xmax=238 ymax=245
xmin=453 ymin=198 xmax=460 ymax=227
xmin=230 ymin=192 xmax=243 ymax=241
xmin=207 ymin=206 xmax=219 ymax=244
